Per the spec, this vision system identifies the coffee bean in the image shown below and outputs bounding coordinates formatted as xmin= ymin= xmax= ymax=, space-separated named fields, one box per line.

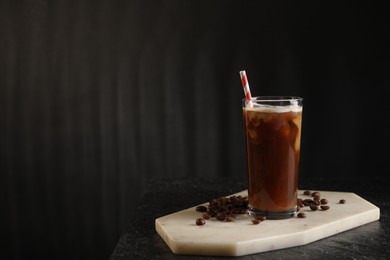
xmin=302 ymin=199 xmax=314 ymax=206
xmin=240 ymin=209 xmax=249 ymax=214
xmin=320 ymin=198 xmax=328 ymax=205
xmin=227 ymin=213 xmax=236 ymax=219
xmin=226 ymin=216 xmax=235 ymax=222
xmin=303 ymin=190 xmax=312 ymax=196
xmin=297 ymin=212 xmax=306 ymax=218
xmin=196 ymin=205 xmax=207 ymax=212
xmin=196 ymin=218 xmax=206 ymax=226
xmin=313 ymin=194 xmax=321 ymax=200
xmin=311 ymin=191 xmax=320 ymax=198
xmin=321 ymin=205 xmax=330 ymax=210
xmin=313 ymin=199 xmax=320 ymax=206
xmin=216 ymin=212 xmax=226 ymax=221
xmin=202 ymin=213 xmax=210 ymax=219
xmin=310 ymin=205 xmax=319 ymax=211
xmin=232 ymin=208 xmax=241 ymax=214
xmin=252 ymin=219 xmax=261 ymax=225
xmin=297 ymin=198 xmax=305 ymax=207
xmin=255 ymin=215 xmax=266 ymax=221
xmin=339 ymin=199 xmax=346 ymax=204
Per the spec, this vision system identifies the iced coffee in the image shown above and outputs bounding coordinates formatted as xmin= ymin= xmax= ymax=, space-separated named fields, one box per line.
xmin=243 ymin=97 xmax=303 ymax=219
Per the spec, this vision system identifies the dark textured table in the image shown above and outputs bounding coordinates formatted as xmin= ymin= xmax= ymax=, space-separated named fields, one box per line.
xmin=110 ymin=177 xmax=390 ymax=259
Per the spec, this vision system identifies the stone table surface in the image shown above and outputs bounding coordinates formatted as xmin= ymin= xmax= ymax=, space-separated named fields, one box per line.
xmin=110 ymin=177 xmax=390 ymax=259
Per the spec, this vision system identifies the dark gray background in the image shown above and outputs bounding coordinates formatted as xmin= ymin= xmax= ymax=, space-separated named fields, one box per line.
xmin=1 ymin=0 xmax=389 ymax=259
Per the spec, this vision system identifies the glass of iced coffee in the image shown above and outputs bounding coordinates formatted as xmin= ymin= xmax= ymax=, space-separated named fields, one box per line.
xmin=242 ymin=96 xmax=303 ymax=219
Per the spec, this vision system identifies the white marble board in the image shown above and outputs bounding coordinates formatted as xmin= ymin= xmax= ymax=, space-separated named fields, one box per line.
xmin=155 ymin=190 xmax=380 ymax=256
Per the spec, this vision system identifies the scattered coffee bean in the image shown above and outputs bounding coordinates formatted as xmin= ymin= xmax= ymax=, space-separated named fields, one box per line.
xmin=196 ymin=218 xmax=206 ymax=226
xmin=195 ymin=191 xmax=338 ymax=225
xmin=311 ymin=191 xmax=321 ymax=198
xmin=231 ymin=208 xmax=240 ymax=214
xmin=321 ymin=205 xmax=330 ymax=210
xmin=207 ymin=195 xmax=249 ymax=217
xmin=313 ymin=194 xmax=321 ymax=200
xmin=196 ymin=205 xmax=208 ymax=212
xmin=228 ymin=213 xmax=236 ymax=217
xmin=255 ymin=215 xmax=266 ymax=221
xmin=293 ymin=191 xmax=340 ymax=218
xmin=302 ymin=199 xmax=314 ymax=206
xmin=196 ymin=195 xmax=249 ymax=223
xmin=240 ymin=209 xmax=249 ymax=214
xmin=297 ymin=198 xmax=305 ymax=207
xmin=226 ymin=216 xmax=235 ymax=222
xmin=252 ymin=219 xmax=261 ymax=225
xmin=202 ymin=213 xmax=210 ymax=219
xmin=216 ymin=212 xmax=226 ymax=221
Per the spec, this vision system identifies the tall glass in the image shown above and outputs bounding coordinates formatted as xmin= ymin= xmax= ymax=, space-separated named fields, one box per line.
xmin=242 ymin=96 xmax=303 ymax=219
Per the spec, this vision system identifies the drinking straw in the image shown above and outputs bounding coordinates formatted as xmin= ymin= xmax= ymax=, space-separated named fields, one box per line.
xmin=239 ymin=70 xmax=253 ymax=108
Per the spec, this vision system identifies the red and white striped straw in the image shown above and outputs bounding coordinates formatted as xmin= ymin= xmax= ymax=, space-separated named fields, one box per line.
xmin=239 ymin=70 xmax=253 ymax=108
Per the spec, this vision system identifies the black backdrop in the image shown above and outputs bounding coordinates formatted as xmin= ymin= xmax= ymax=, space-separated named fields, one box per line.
xmin=1 ymin=0 xmax=389 ymax=259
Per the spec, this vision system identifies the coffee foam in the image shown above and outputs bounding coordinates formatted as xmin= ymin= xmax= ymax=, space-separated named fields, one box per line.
xmin=245 ymin=104 xmax=302 ymax=113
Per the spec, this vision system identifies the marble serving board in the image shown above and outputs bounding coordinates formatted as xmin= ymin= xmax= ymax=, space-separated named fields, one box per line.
xmin=155 ymin=190 xmax=380 ymax=257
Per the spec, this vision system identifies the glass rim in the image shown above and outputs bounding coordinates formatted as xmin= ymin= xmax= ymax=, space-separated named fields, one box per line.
xmin=242 ymin=96 xmax=303 ymax=102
